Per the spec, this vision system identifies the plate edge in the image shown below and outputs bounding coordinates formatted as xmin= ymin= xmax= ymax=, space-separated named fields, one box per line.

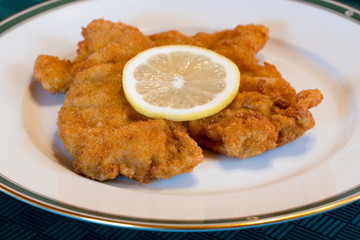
xmin=1 ymin=175 xmax=360 ymax=231
xmin=0 ymin=0 xmax=359 ymax=231
xmin=0 ymin=0 xmax=81 ymax=35
xmin=298 ymin=0 xmax=360 ymax=22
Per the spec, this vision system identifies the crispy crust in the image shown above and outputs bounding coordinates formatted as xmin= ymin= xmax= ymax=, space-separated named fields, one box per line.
xmin=33 ymin=19 xmax=323 ymax=182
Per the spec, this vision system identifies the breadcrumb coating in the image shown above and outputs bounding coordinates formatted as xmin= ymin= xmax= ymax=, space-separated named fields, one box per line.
xmin=33 ymin=19 xmax=323 ymax=182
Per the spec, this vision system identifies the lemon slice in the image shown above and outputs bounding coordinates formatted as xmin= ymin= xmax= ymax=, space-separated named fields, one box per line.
xmin=122 ymin=45 xmax=240 ymax=121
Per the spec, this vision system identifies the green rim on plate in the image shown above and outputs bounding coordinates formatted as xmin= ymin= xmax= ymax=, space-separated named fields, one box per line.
xmin=303 ymin=0 xmax=360 ymax=21
xmin=0 ymin=0 xmax=359 ymax=231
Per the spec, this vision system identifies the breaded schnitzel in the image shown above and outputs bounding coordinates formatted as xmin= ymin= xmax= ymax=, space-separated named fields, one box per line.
xmin=58 ymin=63 xmax=203 ymax=183
xmin=34 ymin=19 xmax=155 ymax=93
xmin=149 ymin=24 xmax=323 ymax=158
xmin=33 ymin=19 xmax=323 ymax=182
xmin=35 ymin=20 xmax=203 ymax=183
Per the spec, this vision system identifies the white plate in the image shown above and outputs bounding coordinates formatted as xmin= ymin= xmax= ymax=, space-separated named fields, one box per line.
xmin=1 ymin=0 xmax=360 ymax=231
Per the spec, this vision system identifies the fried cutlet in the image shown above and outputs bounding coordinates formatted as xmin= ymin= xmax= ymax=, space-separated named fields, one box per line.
xmin=149 ymin=24 xmax=322 ymax=158
xmin=185 ymin=36 xmax=322 ymax=157
xmin=187 ymin=62 xmax=322 ymax=157
xmin=58 ymin=63 xmax=203 ymax=183
xmin=33 ymin=19 xmax=323 ymax=182
xmin=34 ymin=19 xmax=155 ymax=94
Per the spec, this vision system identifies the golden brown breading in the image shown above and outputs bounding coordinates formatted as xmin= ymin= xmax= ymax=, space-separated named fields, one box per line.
xmin=61 ymin=119 xmax=202 ymax=183
xmin=182 ymin=24 xmax=322 ymax=157
xmin=33 ymin=19 xmax=323 ymax=182
xmin=58 ymin=63 xmax=203 ymax=182
xmin=193 ymin=24 xmax=269 ymax=70
xmin=188 ymin=107 xmax=278 ymax=159
xmin=188 ymin=92 xmax=278 ymax=158
xmin=33 ymin=55 xmax=73 ymax=93
xmin=74 ymin=19 xmax=154 ymax=62
xmin=149 ymin=24 xmax=269 ymax=70
xmin=149 ymin=30 xmax=202 ymax=47
xmin=33 ymin=19 xmax=154 ymax=94
xmin=240 ymin=76 xmax=296 ymax=109
xmin=193 ymin=24 xmax=269 ymax=51
xmin=270 ymin=89 xmax=323 ymax=145
xmin=188 ymin=85 xmax=323 ymax=157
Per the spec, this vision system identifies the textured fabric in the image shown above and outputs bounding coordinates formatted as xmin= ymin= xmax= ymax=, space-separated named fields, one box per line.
xmin=341 ymin=0 xmax=360 ymax=9
xmin=1 ymin=0 xmax=360 ymax=239
xmin=0 ymin=0 xmax=45 ymax=21
xmin=1 ymin=191 xmax=360 ymax=239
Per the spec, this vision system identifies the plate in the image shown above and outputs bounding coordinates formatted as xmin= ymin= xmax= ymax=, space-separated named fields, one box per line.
xmin=1 ymin=0 xmax=360 ymax=231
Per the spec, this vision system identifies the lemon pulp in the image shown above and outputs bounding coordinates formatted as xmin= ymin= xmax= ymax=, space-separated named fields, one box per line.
xmin=123 ymin=45 xmax=240 ymax=121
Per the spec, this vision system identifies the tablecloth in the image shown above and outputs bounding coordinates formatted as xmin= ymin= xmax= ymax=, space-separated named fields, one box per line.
xmin=1 ymin=0 xmax=360 ymax=239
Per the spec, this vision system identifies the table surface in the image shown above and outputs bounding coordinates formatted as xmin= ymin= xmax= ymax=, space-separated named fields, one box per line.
xmin=1 ymin=0 xmax=360 ymax=239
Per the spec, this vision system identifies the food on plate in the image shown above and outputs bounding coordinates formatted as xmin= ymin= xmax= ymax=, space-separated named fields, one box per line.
xmin=149 ymin=25 xmax=322 ymax=158
xmin=35 ymin=20 xmax=203 ymax=183
xmin=34 ymin=19 xmax=155 ymax=94
xmin=122 ymin=45 xmax=240 ymax=121
xmin=150 ymin=24 xmax=269 ymax=69
xmin=57 ymin=63 xmax=203 ymax=183
xmin=33 ymin=19 xmax=323 ymax=182
xmin=188 ymin=88 xmax=323 ymax=158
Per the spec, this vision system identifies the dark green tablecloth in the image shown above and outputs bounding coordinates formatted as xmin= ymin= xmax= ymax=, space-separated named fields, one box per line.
xmin=1 ymin=1 xmax=360 ymax=239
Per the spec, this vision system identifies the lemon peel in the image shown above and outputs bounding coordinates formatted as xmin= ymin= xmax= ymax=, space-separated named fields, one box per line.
xmin=122 ymin=45 xmax=240 ymax=121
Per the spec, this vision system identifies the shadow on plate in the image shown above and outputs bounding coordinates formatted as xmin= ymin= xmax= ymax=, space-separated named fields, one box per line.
xmin=106 ymin=172 xmax=198 ymax=190
xmin=29 ymin=78 xmax=65 ymax=106
xmin=215 ymin=135 xmax=314 ymax=171
xmin=52 ymin=130 xmax=73 ymax=171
